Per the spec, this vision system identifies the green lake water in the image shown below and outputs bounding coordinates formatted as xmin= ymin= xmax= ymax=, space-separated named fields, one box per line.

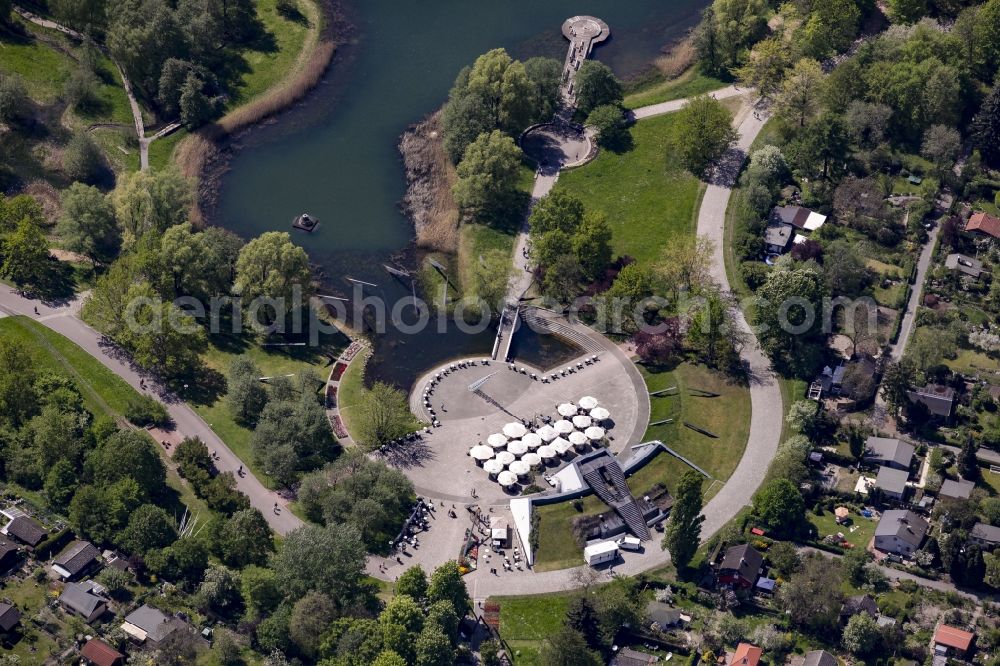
xmin=216 ymin=0 xmax=706 ymax=388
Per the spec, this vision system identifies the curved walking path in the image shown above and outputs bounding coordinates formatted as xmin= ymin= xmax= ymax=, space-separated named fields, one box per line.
xmin=0 ymin=286 xmax=303 ymax=535
xmin=14 ymin=6 xmax=179 ymax=171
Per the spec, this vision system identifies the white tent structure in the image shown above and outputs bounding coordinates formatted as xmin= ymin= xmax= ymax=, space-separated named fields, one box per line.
xmin=522 ymin=452 xmax=542 ymax=467
xmin=483 ymin=459 xmax=504 ymax=475
xmin=487 ymin=433 xmax=508 ymax=448
xmin=470 ymin=445 xmax=494 ymax=461
xmin=554 ymin=419 xmax=575 ymax=434
xmin=578 ymin=396 xmax=598 ymax=410
xmin=536 ymin=424 xmax=557 ymax=442
xmin=557 ymin=403 xmax=577 ymax=417
xmin=551 ymin=437 xmax=572 ymax=455
xmin=497 ymin=471 xmax=518 ymax=487
xmin=507 ymin=440 xmax=528 ymax=456
xmin=589 ymin=407 xmax=610 ymax=421
xmin=572 ymin=415 xmax=592 ymax=429
xmin=537 ymin=445 xmax=556 ymax=460
xmin=508 ymin=460 xmax=530 ymax=476
xmin=503 ymin=422 xmax=527 ymax=438
xmin=495 ymin=451 xmax=515 ymax=466
xmin=585 ymin=426 xmax=606 ymax=441
xmin=522 ymin=433 xmax=543 ymax=450
xmin=568 ymin=431 xmax=588 ymax=448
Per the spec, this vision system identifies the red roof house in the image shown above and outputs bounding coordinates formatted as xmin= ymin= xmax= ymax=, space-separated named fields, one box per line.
xmin=80 ymin=638 xmax=125 ymax=666
xmin=728 ymin=643 xmax=763 ymax=666
xmin=966 ymin=211 xmax=1000 ymax=240
xmin=934 ymin=624 xmax=975 ymax=655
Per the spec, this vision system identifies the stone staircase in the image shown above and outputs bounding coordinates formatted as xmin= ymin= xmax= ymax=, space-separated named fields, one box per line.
xmin=581 ymin=461 xmax=651 ymax=540
xmin=518 ymin=310 xmax=603 ymax=356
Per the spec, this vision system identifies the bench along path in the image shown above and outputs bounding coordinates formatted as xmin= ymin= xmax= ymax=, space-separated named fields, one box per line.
xmin=0 ymin=286 xmax=303 ymax=535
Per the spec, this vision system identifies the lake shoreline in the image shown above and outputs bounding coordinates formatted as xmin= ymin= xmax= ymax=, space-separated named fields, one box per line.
xmin=175 ymin=0 xmax=352 ymax=224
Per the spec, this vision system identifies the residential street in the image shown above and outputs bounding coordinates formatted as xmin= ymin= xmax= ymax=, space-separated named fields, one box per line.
xmin=0 ymin=286 xmax=303 ymax=535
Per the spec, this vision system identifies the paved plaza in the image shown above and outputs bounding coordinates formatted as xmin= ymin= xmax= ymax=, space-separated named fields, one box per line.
xmin=392 ymin=349 xmax=644 ymax=505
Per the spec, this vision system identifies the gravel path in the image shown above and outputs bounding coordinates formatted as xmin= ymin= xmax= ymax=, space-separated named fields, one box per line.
xmin=0 ymin=286 xmax=303 ymax=535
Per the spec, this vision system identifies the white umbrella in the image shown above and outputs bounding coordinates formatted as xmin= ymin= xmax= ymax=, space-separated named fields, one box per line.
xmin=522 ymin=452 xmax=542 ymax=467
xmin=536 ymin=424 xmax=557 ymax=441
xmin=572 ymin=415 xmax=592 ymax=429
xmin=557 ymin=403 xmax=578 ymax=417
xmin=551 ymin=437 xmax=572 ymax=455
xmin=483 ymin=459 xmax=503 ymax=475
xmin=569 ymin=431 xmax=589 ymax=448
xmin=589 ymin=407 xmax=610 ymax=421
xmin=537 ymin=445 xmax=556 ymax=460
xmin=470 ymin=445 xmax=494 ymax=461
xmin=554 ymin=419 xmax=574 ymax=434
xmin=487 ymin=433 xmax=508 ymax=448
xmin=503 ymin=422 xmax=527 ymax=439
xmin=497 ymin=471 xmax=518 ymax=487
xmin=508 ymin=460 xmax=530 ymax=476
xmin=507 ymin=440 xmax=528 ymax=456
xmin=496 ymin=451 xmax=515 ymax=466
xmin=522 ymin=433 xmax=543 ymax=449
xmin=585 ymin=426 xmax=606 ymax=441
xmin=579 ymin=396 xmax=598 ymax=410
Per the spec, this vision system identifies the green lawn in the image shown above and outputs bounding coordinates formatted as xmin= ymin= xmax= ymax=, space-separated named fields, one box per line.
xmin=623 ymin=69 xmax=730 ymax=110
xmin=335 ymin=346 xmax=370 ymax=441
xmin=532 ymin=494 xmax=608 ymax=572
xmin=872 ymin=281 xmax=907 ymax=309
xmin=945 ymin=347 xmax=1000 ymax=375
xmin=492 ymin=591 xmax=577 ymax=665
xmin=641 ymin=362 xmax=751 ymax=483
xmin=866 ymin=259 xmax=906 ymax=279
xmin=532 ymin=362 xmax=750 ymax=572
xmin=554 ymin=113 xmax=703 ymax=269
xmin=808 ymin=509 xmax=877 ymax=551
xmin=0 ymin=21 xmax=76 ymax=103
xmin=458 ymin=222 xmax=517 ymax=298
xmin=230 ymin=0 xmax=319 ymax=106
xmin=191 ymin=329 xmax=345 ymax=485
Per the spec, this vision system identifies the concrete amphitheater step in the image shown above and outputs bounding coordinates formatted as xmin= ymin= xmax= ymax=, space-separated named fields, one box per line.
xmin=518 ymin=312 xmax=604 ymax=355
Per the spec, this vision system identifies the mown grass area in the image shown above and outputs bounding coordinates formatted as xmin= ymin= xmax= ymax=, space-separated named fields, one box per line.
xmin=0 ymin=21 xmax=76 ymax=103
xmin=492 ymin=591 xmax=577 ymax=666
xmin=641 ymin=362 xmax=751 ymax=484
xmin=191 ymin=329 xmax=346 ymax=485
xmin=0 ymin=575 xmax=63 ymax=661
xmin=873 ymin=281 xmax=907 ymax=309
xmin=554 ymin=113 xmax=703 ymax=269
xmin=457 ymin=222 xmax=517 ymax=298
xmin=808 ymin=509 xmax=877 ymax=551
xmin=532 ymin=493 xmax=608 ymax=572
xmin=147 ymin=129 xmax=187 ymax=172
xmin=335 ymin=346 xmax=370 ymax=441
xmin=230 ymin=0 xmax=319 ymax=106
xmin=0 ymin=315 xmax=134 ymax=416
xmin=532 ymin=362 xmax=750 ymax=571
xmin=623 ymin=69 xmax=730 ymax=110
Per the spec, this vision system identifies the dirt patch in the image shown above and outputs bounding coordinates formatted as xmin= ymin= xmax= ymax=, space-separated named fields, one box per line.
xmin=22 ymin=181 xmax=62 ymax=224
xmin=398 ymin=110 xmax=459 ymax=252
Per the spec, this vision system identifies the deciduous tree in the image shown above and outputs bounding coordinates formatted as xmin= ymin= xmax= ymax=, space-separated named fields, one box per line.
xmin=663 ymin=470 xmax=705 ymax=571
xmin=574 ymin=61 xmax=622 ymax=114
xmin=58 ymin=183 xmax=120 ymax=265
xmin=671 ymin=95 xmax=738 ymax=176
xmin=452 ymin=131 xmax=524 ymax=225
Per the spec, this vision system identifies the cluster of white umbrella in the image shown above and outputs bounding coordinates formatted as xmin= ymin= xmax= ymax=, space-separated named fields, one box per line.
xmin=469 ymin=397 xmax=612 ymax=490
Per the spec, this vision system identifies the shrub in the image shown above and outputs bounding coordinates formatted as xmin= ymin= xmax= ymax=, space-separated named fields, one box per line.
xmin=126 ymin=394 xmax=170 ymax=427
